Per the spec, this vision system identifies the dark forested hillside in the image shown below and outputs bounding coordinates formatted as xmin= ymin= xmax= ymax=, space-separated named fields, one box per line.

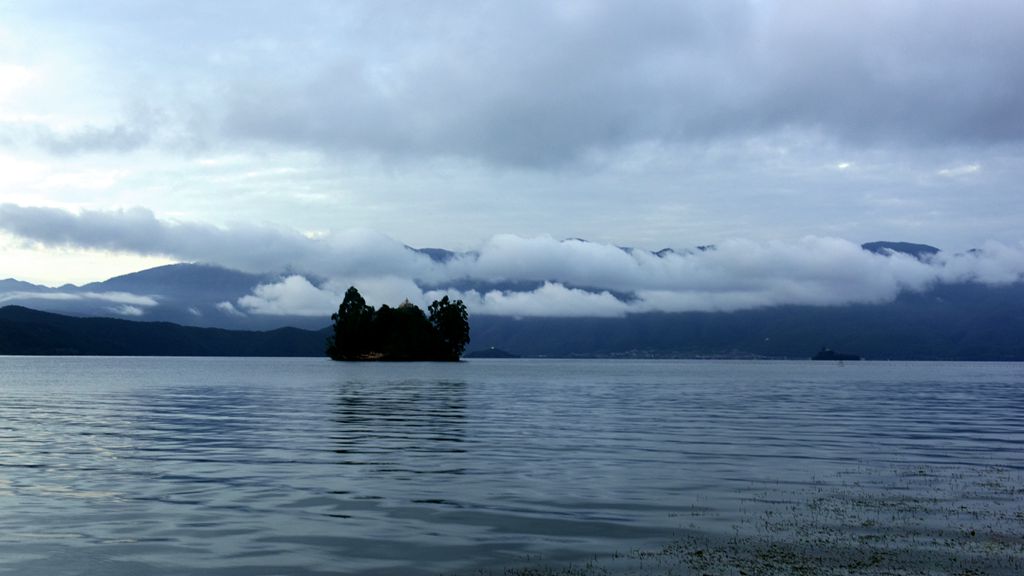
xmin=4 ymin=278 xmax=1024 ymax=360
xmin=0 ymin=306 xmax=328 ymax=357
xmin=468 ymin=282 xmax=1024 ymax=360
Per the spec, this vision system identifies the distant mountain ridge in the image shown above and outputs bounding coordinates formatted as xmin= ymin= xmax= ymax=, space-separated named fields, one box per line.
xmin=0 ymin=305 xmax=327 ymax=356
xmin=4 ymin=276 xmax=1023 ymax=359
xmin=861 ymin=241 xmax=940 ymax=260
xmin=3 ymin=239 xmax=1022 ymax=361
xmin=468 ymin=281 xmax=1024 ymax=360
xmin=0 ymin=263 xmax=322 ymax=331
xmin=78 ymin=263 xmax=271 ymax=300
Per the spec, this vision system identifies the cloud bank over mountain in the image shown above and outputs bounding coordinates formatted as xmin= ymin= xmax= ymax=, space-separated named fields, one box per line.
xmin=3 ymin=204 xmax=1023 ymax=319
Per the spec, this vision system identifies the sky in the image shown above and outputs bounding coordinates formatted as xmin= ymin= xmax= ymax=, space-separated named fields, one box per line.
xmin=1 ymin=1 xmax=1023 ymax=316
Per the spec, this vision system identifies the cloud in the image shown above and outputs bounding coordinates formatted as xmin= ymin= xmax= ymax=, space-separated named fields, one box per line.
xmin=0 ymin=116 xmax=154 ymax=155
xmin=237 ymin=275 xmax=340 ymax=317
xmin=428 ymin=282 xmax=631 ymax=318
xmin=6 ymin=2 xmax=1024 ymax=166
xmin=109 ymin=304 xmax=144 ymax=317
xmin=0 ymin=203 xmax=439 ymax=278
xmin=216 ymin=301 xmax=246 ymax=317
xmin=937 ymin=163 xmax=981 ymax=178
xmin=935 ymin=241 xmax=1024 ymax=285
xmin=212 ymin=1 xmax=1024 ymax=165
xmin=0 ymin=63 xmax=35 ymax=101
xmin=0 ymin=290 xmax=158 ymax=307
xmin=36 ymin=123 xmax=151 ymax=155
xmin=3 ymin=204 xmax=1024 ymax=318
xmin=231 ymin=236 xmax=1024 ymax=318
xmin=235 ymin=275 xmax=428 ymax=317
xmin=3 ymin=3 xmax=1023 ymax=261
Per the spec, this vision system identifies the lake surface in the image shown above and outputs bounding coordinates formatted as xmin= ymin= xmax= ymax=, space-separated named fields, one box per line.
xmin=1 ymin=358 xmax=1022 ymax=575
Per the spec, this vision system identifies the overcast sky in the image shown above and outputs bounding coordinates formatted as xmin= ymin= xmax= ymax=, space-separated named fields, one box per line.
xmin=2 ymin=0 xmax=1023 ymax=288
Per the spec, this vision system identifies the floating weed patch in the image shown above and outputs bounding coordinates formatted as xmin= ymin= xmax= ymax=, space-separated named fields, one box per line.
xmin=471 ymin=464 xmax=1024 ymax=576
xmin=673 ymin=464 xmax=1024 ymax=576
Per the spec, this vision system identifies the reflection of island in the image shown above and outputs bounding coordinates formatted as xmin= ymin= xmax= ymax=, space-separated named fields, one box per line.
xmin=332 ymin=380 xmax=467 ymax=474
xmin=326 ymin=287 xmax=470 ymax=361
xmin=812 ymin=347 xmax=862 ymax=361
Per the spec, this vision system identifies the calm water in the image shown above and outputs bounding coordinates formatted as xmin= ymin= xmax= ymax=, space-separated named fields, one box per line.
xmin=0 ymin=358 xmax=1022 ymax=575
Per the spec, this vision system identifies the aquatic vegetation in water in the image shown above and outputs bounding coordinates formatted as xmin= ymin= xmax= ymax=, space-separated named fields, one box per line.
xmin=477 ymin=464 xmax=1024 ymax=576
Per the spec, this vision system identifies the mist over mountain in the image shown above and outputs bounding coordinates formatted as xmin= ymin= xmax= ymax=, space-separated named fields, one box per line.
xmin=470 ymin=282 xmax=1024 ymax=360
xmin=3 ymin=278 xmax=1022 ymax=360
xmin=0 ymin=264 xmax=324 ymax=330
xmin=1 ymin=239 xmax=1023 ymax=359
xmin=3 ymin=238 xmax=1022 ymax=326
xmin=5 ymin=202 xmax=1024 ymax=319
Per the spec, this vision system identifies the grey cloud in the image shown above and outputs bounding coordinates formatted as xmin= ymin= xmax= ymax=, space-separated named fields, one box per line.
xmin=37 ymin=123 xmax=150 ymax=155
xmin=0 ymin=203 xmax=437 ymax=278
xmin=9 ymin=1 xmax=1023 ymax=167
xmin=3 ymin=205 xmax=1023 ymax=318
xmin=212 ymin=1 xmax=1024 ymax=166
xmin=1 ymin=121 xmax=151 ymax=155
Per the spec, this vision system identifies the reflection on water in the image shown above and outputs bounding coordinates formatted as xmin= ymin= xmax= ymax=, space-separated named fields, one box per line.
xmin=333 ymin=380 xmax=467 ymax=475
xmin=0 ymin=357 xmax=1021 ymax=575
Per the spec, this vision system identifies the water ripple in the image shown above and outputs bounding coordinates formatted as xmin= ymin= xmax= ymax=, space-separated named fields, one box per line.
xmin=0 ymin=357 xmax=1021 ymax=574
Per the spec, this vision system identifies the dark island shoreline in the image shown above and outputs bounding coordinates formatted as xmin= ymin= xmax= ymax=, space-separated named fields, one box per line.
xmin=325 ymin=288 xmax=471 ymax=362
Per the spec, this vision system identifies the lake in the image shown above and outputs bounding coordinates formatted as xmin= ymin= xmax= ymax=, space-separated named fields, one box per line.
xmin=1 ymin=357 xmax=1022 ymax=575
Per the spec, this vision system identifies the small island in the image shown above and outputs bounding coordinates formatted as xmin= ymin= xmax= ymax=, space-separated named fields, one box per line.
xmin=326 ymin=287 xmax=470 ymax=361
xmin=463 ymin=346 xmax=520 ymax=359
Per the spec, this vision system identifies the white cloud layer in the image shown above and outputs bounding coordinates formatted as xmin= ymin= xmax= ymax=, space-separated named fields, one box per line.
xmin=237 ymin=276 xmax=340 ymax=317
xmin=0 ymin=290 xmax=158 ymax=307
xmin=109 ymin=304 xmax=144 ymax=317
xmin=213 ymin=235 xmax=1024 ymax=318
xmin=8 ymin=206 xmax=1016 ymax=319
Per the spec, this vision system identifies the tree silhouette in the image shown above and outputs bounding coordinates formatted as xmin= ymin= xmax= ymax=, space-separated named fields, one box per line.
xmin=327 ymin=288 xmax=470 ymax=361
xmin=428 ymin=296 xmax=470 ymax=360
xmin=326 ymin=286 xmax=374 ymax=360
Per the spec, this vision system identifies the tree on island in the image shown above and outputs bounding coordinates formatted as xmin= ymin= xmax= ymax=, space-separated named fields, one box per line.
xmin=326 ymin=287 xmax=470 ymax=361
xmin=428 ymin=295 xmax=470 ymax=359
xmin=327 ymin=287 xmax=374 ymax=359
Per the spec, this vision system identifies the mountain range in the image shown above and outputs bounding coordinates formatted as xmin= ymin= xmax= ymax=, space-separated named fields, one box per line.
xmin=2 ymin=241 xmax=1023 ymax=359
xmin=470 ymin=281 xmax=1024 ymax=360
xmin=0 ymin=305 xmax=326 ymax=357
xmin=0 ymin=263 xmax=319 ymax=331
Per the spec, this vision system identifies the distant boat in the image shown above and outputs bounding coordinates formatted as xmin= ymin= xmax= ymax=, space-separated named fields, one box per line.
xmin=812 ymin=347 xmax=862 ymax=361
